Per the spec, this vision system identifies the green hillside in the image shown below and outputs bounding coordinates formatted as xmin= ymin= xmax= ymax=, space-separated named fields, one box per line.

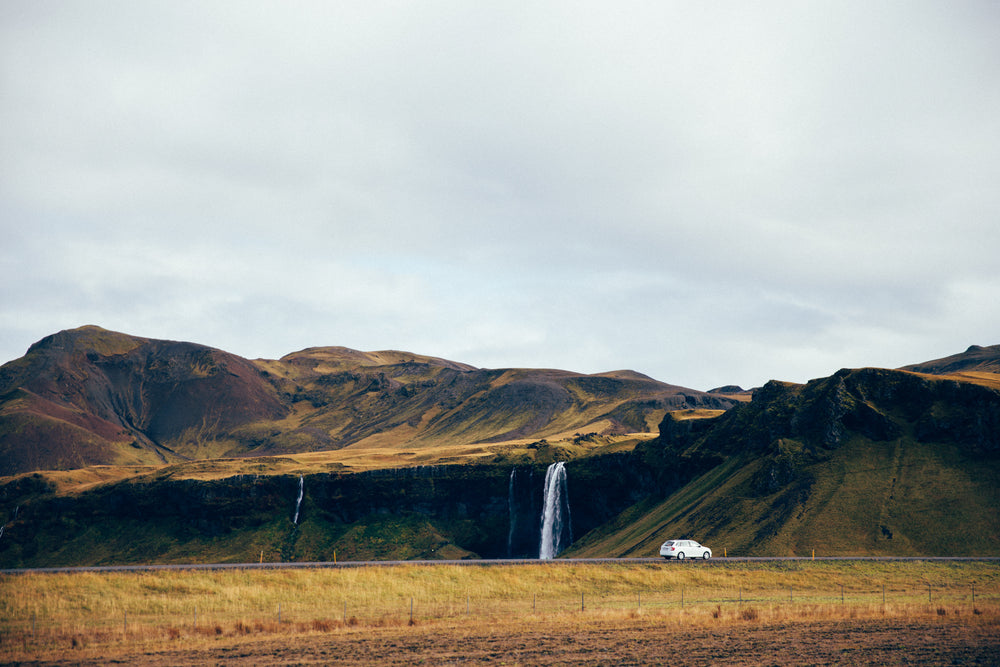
xmin=568 ymin=366 xmax=1000 ymax=558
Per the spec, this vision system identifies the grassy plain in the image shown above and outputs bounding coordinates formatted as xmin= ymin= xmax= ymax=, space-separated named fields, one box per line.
xmin=1 ymin=560 xmax=997 ymax=664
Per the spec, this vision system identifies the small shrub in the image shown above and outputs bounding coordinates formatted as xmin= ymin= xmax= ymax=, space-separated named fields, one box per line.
xmin=711 ymin=605 xmax=722 ymax=619
xmin=166 ymin=627 xmax=181 ymax=640
xmin=973 ymin=608 xmax=982 ymax=616
xmin=739 ymin=607 xmax=759 ymax=621
xmin=312 ymin=619 xmax=334 ymax=632
xmin=936 ymin=607 xmax=946 ymax=616
xmin=347 ymin=616 xmax=360 ymax=626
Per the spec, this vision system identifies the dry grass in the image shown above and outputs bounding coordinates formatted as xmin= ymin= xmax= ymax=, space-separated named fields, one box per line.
xmin=1 ymin=560 xmax=997 ymax=662
xmin=11 ymin=432 xmax=659 ymax=493
xmin=669 ymin=409 xmax=728 ymax=420
xmin=921 ymin=370 xmax=1000 ymax=390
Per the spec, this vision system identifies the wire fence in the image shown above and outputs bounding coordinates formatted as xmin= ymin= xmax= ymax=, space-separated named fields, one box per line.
xmin=3 ymin=578 xmax=997 ymax=652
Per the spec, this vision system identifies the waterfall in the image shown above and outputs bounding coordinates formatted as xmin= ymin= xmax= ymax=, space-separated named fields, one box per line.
xmin=507 ymin=468 xmax=516 ymax=557
xmin=539 ymin=461 xmax=571 ymax=559
xmin=292 ymin=475 xmax=304 ymax=525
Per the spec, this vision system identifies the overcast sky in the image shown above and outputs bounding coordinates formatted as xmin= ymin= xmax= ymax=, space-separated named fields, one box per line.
xmin=2 ymin=2 xmax=998 ymax=391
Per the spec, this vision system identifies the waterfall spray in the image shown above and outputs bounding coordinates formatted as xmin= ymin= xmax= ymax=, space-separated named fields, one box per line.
xmin=292 ymin=475 xmax=304 ymax=525
xmin=539 ymin=461 xmax=571 ymax=559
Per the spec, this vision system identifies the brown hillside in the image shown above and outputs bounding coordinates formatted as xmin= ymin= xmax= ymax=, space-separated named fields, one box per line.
xmin=0 ymin=326 xmax=289 ymax=475
xmin=901 ymin=344 xmax=1000 ymax=375
xmin=0 ymin=327 xmax=736 ymax=475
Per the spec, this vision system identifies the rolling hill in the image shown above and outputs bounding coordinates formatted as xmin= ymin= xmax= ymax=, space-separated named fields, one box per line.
xmin=0 ymin=326 xmax=735 ymax=476
xmin=567 ymin=349 xmax=1000 ymax=558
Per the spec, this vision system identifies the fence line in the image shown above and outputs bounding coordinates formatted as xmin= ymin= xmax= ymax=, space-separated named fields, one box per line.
xmin=3 ymin=579 xmax=997 ymax=648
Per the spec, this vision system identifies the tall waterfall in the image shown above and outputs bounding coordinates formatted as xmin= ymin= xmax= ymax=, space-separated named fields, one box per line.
xmin=292 ymin=475 xmax=304 ymax=525
xmin=539 ymin=461 xmax=571 ymax=559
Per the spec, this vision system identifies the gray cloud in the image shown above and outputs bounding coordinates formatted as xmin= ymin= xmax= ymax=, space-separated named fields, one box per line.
xmin=2 ymin=1 xmax=998 ymax=390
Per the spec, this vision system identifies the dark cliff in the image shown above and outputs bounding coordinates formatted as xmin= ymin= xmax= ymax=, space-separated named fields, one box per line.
xmin=0 ymin=452 xmax=668 ymax=567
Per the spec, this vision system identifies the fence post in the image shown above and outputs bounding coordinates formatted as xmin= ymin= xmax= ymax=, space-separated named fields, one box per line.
xmin=278 ymin=603 xmax=281 ymax=624
xmin=467 ymin=596 xmax=470 ymax=616
xmin=972 ymin=583 xmax=976 ymax=606
xmin=928 ymin=583 xmax=932 ymax=604
xmin=841 ymin=585 xmax=844 ymax=604
xmin=344 ymin=601 xmax=347 ymax=623
xmin=533 ymin=594 xmax=536 ymax=613
xmin=581 ymin=593 xmax=585 ymax=612
xmin=410 ymin=598 xmax=413 ymax=624
xmin=123 ymin=610 xmax=127 ymax=638
xmin=790 ymin=586 xmax=793 ymax=603
xmin=681 ymin=586 xmax=684 ymax=609
xmin=882 ymin=584 xmax=886 ymax=605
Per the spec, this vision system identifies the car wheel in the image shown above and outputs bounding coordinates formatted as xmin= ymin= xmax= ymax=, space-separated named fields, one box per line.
xmin=702 ymin=552 xmax=710 ymax=559
xmin=677 ymin=552 xmax=685 ymax=560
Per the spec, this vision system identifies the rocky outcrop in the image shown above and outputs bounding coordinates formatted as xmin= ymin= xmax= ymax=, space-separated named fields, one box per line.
xmin=653 ymin=367 xmax=1000 ymax=459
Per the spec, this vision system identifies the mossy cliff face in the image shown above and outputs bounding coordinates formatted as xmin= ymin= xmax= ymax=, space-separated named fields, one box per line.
xmin=0 ymin=453 xmax=667 ymax=567
xmin=642 ymin=367 xmax=1000 ymax=517
xmin=612 ymin=367 xmax=1000 ymax=557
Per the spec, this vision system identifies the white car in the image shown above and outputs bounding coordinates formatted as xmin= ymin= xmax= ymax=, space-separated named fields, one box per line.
xmin=659 ymin=539 xmax=711 ymax=560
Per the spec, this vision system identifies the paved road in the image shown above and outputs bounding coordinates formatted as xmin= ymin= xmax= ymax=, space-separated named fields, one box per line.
xmin=3 ymin=556 xmax=999 ymax=575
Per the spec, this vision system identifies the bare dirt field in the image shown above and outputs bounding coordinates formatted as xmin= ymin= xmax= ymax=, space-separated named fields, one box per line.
xmin=11 ymin=615 xmax=1000 ymax=666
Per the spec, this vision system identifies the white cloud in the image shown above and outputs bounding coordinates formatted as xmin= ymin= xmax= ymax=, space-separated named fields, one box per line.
xmin=2 ymin=1 xmax=998 ymax=389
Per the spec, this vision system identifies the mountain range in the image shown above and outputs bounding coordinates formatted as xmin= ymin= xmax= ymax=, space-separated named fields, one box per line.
xmin=0 ymin=325 xmax=735 ymax=477
xmin=0 ymin=327 xmax=997 ymax=566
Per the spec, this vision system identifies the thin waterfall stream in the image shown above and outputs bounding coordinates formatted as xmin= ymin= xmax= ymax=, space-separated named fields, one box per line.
xmin=292 ymin=475 xmax=304 ymax=525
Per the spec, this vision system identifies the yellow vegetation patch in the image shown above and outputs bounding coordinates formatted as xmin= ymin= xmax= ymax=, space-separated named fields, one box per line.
xmin=1 ymin=561 xmax=997 ymax=662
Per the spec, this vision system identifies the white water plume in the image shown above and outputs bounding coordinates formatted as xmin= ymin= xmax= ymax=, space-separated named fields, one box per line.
xmin=293 ymin=475 xmax=304 ymax=525
xmin=539 ymin=461 xmax=571 ymax=559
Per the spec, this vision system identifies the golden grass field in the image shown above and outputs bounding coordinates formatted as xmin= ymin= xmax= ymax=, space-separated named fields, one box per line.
xmin=2 ymin=560 xmax=997 ymax=665
xmin=25 ymin=432 xmax=659 ymax=495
